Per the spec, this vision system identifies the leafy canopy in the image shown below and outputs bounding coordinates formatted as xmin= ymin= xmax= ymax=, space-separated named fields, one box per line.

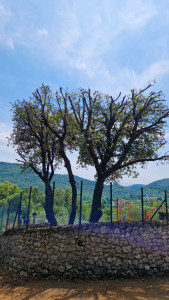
xmin=9 ymin=85 xmax=62 ymax=183
xmin=0 ymin=181 xmax=20 ymax=207
xmin=69 ymin=84 xmax=169 ymax=182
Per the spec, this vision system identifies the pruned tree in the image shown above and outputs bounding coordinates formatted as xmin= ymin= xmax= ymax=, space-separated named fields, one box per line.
xmin=9 ymin=86 xmax=61 ymax=225
xmin=69 ymin=84 xmax=169 ymax=222
xmin=33 ymin=85 xmax=78 ymax=224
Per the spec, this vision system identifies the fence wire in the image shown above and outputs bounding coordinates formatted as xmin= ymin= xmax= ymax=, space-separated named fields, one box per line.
xmin=0 ymin=180 xmax=168 ymax=234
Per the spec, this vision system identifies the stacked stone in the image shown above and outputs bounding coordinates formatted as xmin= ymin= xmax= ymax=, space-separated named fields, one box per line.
xmin=0 ymin=222 xmax=169 ymax=279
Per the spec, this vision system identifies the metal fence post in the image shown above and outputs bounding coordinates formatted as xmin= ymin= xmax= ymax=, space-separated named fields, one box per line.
xmin=17 ymin=192 xmax=22 ymax=226
xmin=116 ymin=198 xmax=119 ymax=221
xmin=6 ymin=202 xmax=10 ymax=231
xmin=26 ymin=187 xmax=32 ymax=230
xmin=165 ymin=190 xmax=168 ymax=224
xmin=150 ymin=199 xmax=166 ymax=221
xmin=141 ymin=187 xmax=144 ymax=223
xmin=79 ymin=181 xmax=83 ymax=228
xmin=50 ymin=182 xmax=55 ymax=227
xmin=12 ymin=192 xmax=23 ymax=230
xmin=110 ymin=182 xmax=112 ymax=226
xmin=0 ymin=206 xmax=4 ymax=231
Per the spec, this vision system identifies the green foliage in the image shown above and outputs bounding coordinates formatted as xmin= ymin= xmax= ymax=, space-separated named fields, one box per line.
xmin=146 ymin=198 xmax=161 ymax=208
xmin=54 ymin=187 xmax=72 ymax=213
xmin=0 ymin=181 xmax=21 ymax=207
xmin=53 ymin=187 xmax=92 ymax=224
xmin=21 ymin=186 xmax=45 ymax=214
xmin=69 ymin=85 xmax=169 ymax=182
xmin=8 ymin=86 xmax=61 ymax=182
xmin=0 ymin=175 xmax=168 ymax=226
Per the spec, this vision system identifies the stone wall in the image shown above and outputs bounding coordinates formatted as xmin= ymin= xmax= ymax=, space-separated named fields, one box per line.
xmin=0 ymin=222 xmax=169 ymax=279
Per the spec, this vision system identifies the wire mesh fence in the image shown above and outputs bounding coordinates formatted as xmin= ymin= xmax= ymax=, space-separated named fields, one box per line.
xmin=0 ymin=180 xmax=168 ymax=234
xmin=116 ymin=198 xmax=167 ymax=221
xmin=116 ymin=184 xmax=169 ymax=222
xmin=0 ymin=205 xmax=8 ymax=233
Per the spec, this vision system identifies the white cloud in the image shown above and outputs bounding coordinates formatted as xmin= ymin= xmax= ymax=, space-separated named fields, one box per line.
xmin=89 ymin=59 xmax=169 ymax=96
xmin=0 ymin=1 xmax=167 ymax=94
xmin=0 ymin=122 xmax=19 ymax=164
xmin=73 ymin=57 xmax=87 ymax=71
xmin=59 ymin=15 xmax=80 ymax=49
xmin=0 ymin=122 xmax=12 ymax=151
xmin=130 ymin=60 xmax=169 ymax=89
xmin=0 ymin=3 xmax=11 ymax=18
xmin=4 ymin=37 xmax=14 ymax=49
xmin=0 ymin=0 xmax=157 ymax=61
xmin=0 ymin=3 xmax=14 ymax=48
xmin=1 ymin=0 xmax=169 ymax=185
xmin=120 ymin=159 xmax=169 ymax=186
xmin=118 ymin=0 xmax=157 ymax=29
xmin=0 ymin=122 xmax=11 ymax=142
xmin=45 ymin=0 xmax=157 ymax=93
xmin=37 ymin=28 xmax=48 ymax=36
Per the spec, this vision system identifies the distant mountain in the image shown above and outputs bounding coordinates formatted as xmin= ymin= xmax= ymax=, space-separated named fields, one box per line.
xmin=0 ymin=161 xmax=95 ymax=191
xmin=147 ymin=178 xmax=169 ymax=190
xmin=143 ymin=178 xmax=169 ymax=198
xmin=0 ymin=162 xmax=169 ymax=202
xmin=127 ymin=184 xmax=145 ymax=191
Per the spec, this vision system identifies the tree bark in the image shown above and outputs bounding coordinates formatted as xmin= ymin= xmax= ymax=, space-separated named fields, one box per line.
xmin=68 ymin=178 xmax=77 ymax=224
xmin=59 ymin=149 xmax=77 ymax=225
xmin=89 ymin=177 xmax=104 ymax=222
xmin=44 ymin=180 xmax=57 ymax=226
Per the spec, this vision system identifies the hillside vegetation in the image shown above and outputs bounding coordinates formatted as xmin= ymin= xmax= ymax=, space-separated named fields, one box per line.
xmin=0 ymin=162 xmax=169 ymax=203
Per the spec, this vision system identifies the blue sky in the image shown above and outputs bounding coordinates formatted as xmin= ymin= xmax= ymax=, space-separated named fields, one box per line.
xmin=0 ymin=0 xmax=169 ymax=185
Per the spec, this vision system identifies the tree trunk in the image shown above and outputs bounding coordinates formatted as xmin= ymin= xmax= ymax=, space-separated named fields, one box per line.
xmin=44 ymin=181 xmax=57 ymax=226
xmin=68 ymin=178 xmax=77 ymax=225
xmin=89 ymin=177 xmax=104 ymax=222
xmin=59 ymin=149 xmax=77 ymax=225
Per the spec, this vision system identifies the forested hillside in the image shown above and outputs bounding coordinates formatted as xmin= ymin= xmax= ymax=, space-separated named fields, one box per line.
xmin=0 ymin=162 xmax=169 ymax=203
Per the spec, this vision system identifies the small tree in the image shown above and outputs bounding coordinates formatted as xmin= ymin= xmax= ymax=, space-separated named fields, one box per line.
xmin=9 ymin=86 xmax=61 ymax=225
xmin=69 ymin=84 xmax=169 ymax=222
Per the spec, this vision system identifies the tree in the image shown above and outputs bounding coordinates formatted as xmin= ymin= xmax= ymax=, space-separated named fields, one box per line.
xmin=0 ymin=181 xmax=20 ymax=207
xmin=9 ymin=86 xmax=61 ymax=225
xmin=32 ymin=86 xmax=78 ymax=224
xmin=69 ymin=84 xmax=169 ymax=222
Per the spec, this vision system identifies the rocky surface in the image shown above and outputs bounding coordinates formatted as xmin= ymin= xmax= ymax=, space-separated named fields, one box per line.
xmin=0 ymin=222 xmax=169 ymax=279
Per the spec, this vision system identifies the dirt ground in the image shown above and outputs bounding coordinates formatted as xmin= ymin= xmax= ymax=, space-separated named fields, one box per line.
xmin=0 ymin=268 xmax=169 ymax=300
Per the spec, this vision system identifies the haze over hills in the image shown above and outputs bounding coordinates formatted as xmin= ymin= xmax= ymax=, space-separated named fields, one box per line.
xmin=0 ymin=162 xmax=169 ymax=202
